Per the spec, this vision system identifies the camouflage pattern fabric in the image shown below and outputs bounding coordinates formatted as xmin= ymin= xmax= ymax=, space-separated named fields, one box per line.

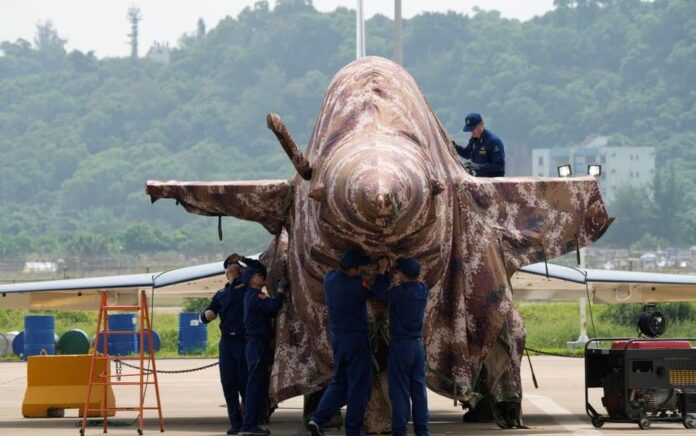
xmin=146 ymin=56 xmax=611 ymax=432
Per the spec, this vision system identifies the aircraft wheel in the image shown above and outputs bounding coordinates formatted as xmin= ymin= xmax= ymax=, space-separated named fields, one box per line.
xmin=684 ymin=414 xmax=696 ymax=429
xmin=638 ymin=417 xmax=651 ymax=429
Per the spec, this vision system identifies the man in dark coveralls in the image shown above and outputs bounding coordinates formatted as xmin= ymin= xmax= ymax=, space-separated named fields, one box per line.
xmin=373 ymin=257 xmax=431 ymax=436
xmin=452 ymin=112 xmax=505 ymax=177
xmin=240 ymin=266 xmax=287 ymax=435
xmin=308 ymin=249 xmax=373 ymax=436
xmin=201 ymin=254 xmax=266 ymax=435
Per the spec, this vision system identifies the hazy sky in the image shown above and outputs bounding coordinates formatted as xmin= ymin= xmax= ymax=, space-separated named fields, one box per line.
xmin=1 ymin=1 xmax=555 ymax=58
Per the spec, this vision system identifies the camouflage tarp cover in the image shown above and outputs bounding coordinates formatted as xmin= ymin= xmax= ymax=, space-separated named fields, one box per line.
xmin=146 ymin=56 xmax=611 ymax=431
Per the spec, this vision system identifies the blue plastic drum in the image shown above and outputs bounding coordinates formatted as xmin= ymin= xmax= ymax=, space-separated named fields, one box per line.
xmin=11 ymin=331 xmax=24 ymax=356
xmin=137 ymin=330 xmax=161 ymax=353
xmin=178 ymin=312 xmax=207 ymax=354
xmin=24 ymin=315 xmax=55 ymax=358
xmin=96 ymin=313 xmax=137 ymax=356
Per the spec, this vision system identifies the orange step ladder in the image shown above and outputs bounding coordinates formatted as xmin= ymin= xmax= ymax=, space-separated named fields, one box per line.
xmin=80 ymin=290 xmax=164 ymax=435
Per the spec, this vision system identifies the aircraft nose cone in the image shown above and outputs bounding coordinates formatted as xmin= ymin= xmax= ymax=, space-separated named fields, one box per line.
xmin=352 ymin=170 xmax=409 ymax=226
xmin=317 ymin=135 xmax=434 ymax=239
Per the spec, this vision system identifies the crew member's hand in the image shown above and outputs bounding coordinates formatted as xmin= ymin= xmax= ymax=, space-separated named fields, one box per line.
xmin=451 ymin=139 xmax=458 ymax=147
xmin=377 ymin=257 xmax=389 ymax=274
xmin=204 ymin=310 xmax=216 ymax=322
xmin=277 ymin=277 xmax=289 ymax=292
xmin=228 ymin=263 xmax=242 ymax=279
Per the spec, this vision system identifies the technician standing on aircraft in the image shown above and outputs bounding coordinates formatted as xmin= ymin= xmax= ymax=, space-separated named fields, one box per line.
xmin=241 ymin=266 xmax=287 ymax=436
xmin=200 ymin=253 xmax=258 ymax=435
xmin=308 ymin=249 xmax=374 ymax=436
xmin=373 ymin=257 xmax=431 ymax=436
xmin=452 ymin=112 xmax=505 ymax=177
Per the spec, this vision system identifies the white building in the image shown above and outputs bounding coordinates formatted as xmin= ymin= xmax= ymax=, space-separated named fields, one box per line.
xmin=145 ymin=42 xmax=171 ymax=64
xmin=532 ymin=136 xmax=655 ymax=202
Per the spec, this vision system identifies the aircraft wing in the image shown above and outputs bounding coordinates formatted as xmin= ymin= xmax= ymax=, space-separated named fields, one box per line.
xmin=512 ymin=263 xmax=696 ymax=303
xmin=0 ymin=262 xmax=227 ymax=310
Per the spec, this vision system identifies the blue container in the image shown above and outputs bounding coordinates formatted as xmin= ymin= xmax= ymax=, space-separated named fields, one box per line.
xmin=137 ymin=330 xmax=161 ymax=353
xmin=24 ymin=315 xmax=55 ymax=358
xmin=12 ymin=331 xmax=24 ymax=356
xmin=96 ymin=313 xmax=137 ymax=356
xmin=178 ymin=312 xmax=207 ymax=354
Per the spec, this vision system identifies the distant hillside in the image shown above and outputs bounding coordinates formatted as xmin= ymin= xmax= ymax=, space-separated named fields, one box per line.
xmin=0 ymin=0 xmax=694 ymax=259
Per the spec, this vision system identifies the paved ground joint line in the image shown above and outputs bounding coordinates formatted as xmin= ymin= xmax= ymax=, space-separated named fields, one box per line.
xmin=526 ymin=393 xmax=601 ymax=435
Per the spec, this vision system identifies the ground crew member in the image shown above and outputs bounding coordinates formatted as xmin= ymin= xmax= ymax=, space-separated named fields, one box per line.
xmin=200 ymin=254 xmax=250 ymax=434
xmin=373 ymin=257 xmax=430 ymax=436
xmin=452 ymin=112 xmax=505 ymax=177
xmin=308 ymin=249 xmax=373 ymax=436
xmin=240 ymin=266 xmax=287 ymax=436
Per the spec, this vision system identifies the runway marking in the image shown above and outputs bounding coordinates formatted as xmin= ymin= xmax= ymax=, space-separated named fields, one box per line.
xmin=526 ymin=393 xmax=601 ymax=435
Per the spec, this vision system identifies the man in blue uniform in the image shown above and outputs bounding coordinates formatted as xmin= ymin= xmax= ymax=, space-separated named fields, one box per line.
xmin=240 ymin=266 xmax=287 ymax=436
xmin=308 ymin=249 xmax=373 ymax=436
xmin=373 ymin=257 xmax=430 ymax=436
xmin=452 ymin=112 xmax=505 ymax=177
xmin=201 ymin=253 xmax=263 ymax=435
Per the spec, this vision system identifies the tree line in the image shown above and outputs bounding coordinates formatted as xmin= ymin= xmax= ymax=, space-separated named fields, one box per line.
xmin=0 ymin=0 xmax=694 ymax=259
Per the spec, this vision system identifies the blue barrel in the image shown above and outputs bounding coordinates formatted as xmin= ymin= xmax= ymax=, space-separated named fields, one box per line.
xmin=137 ymin=330 xmax=161 ymax=353
xmin=12 ymin=331 xmax=24 ymax=356
xmin=96 ymin=313 xmax=137 ymax=356
xmin=178 ymin=312 xmax=207 ymax=354
xmin=24 ymin=315 xmax=55 ymax=358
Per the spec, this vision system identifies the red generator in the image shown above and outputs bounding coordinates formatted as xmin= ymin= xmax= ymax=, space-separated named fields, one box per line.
xmin=585 ymin=337 xmax=696 ymax=429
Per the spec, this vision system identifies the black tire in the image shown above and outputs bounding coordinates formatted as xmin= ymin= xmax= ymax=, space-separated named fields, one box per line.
xmin=591 ymin=417 xmax=604 ymax=428
xmin=639 ymin=417 xmax=651 ymax=430
xmin=684 ymin=415 xmax=696 ymax=429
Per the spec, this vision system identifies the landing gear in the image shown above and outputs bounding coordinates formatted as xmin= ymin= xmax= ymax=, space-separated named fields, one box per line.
xmin=638 ymin=417 xmax=651 ymax=430
xmin=591 ymin=416 xmax=604 ymax=428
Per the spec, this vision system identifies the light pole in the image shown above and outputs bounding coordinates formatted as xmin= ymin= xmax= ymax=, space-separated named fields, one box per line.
xmin=356 ymin=0 xmax=366 ymax=59
xmin=394 ymin=0 xmax=402 ymax=65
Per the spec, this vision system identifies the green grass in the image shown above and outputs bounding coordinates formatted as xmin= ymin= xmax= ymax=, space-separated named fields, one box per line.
xmin=3 ymin=302 xmax=696 ymax=361
xmin=519 ymin=301 xmax=696 ymax=350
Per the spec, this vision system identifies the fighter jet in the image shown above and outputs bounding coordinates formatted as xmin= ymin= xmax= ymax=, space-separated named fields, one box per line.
xmin=144 ymin=56 xmax=612 ymax=430
xmin=5 ymin=56 xmax=696 ymax=432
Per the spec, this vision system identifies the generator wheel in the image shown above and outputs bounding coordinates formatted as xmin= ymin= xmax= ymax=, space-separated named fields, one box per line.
xmin=639 ymin=417 xmax=651 ymax=429
xmin=683 ymin=414 xmax=696 ymax=429
xmin=591 ymin=417 xmax=604 ymax=428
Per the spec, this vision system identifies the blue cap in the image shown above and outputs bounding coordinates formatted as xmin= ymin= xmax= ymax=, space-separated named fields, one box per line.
xmin=463 ymin=113 xmax=483 ymax=132
xmin=241 ymin=267 xmax=264 ymax=285
xmin=340 ymin=249 xmax=370 ymax=269
xmin=396 ymin=257 xmax=421 ymax=278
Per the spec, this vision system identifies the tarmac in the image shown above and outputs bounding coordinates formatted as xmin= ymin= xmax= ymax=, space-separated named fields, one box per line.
xmin=0 ymin=356 xmax=692 ymax=435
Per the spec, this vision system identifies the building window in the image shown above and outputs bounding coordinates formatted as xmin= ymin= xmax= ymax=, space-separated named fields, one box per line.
xmin=636 ymin=155 xmax=639 ymax=161
xmin=538 ymin=173 xmax=543 ymax=177
xmin=538 ymin=156 xmax=544 ymax=167
xmin=636 ymin=171 xmax=640 ymax=177
xmin=611 ymin=168 xmax=616 ymax=174
xmin=600 ymin=155 xmax=606 ymax=164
